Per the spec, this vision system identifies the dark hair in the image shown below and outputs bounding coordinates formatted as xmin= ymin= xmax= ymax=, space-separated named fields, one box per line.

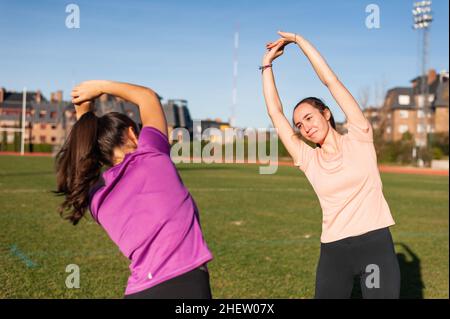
xmin=53 ymin=111 xmax=139 ymax=225
xmin=292 ymin=97 xmax=336 ymax=146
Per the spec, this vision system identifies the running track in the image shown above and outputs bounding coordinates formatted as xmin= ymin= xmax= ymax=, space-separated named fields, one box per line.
xmin=0 ymin=151 xmax=448 ymax=177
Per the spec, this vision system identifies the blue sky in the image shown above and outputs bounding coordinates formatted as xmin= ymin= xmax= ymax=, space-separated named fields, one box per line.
xmin=0 ymin=0 xmax=448 ymax=128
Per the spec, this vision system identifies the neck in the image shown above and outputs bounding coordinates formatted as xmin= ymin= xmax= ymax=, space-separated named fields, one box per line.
xmin=112 ymin=146 xmax=135 ymax=166
xmin=319 ymin=127 xmax=341 ymax=154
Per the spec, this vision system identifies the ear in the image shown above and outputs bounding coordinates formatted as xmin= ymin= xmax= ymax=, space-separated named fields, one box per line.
xmin=128 ymin=126 xmax=138 ymax=145
xmin=323 ymin=108 xmax=332 ymax=121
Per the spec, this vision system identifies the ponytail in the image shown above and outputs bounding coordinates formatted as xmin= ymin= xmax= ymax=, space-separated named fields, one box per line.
xmin=53 ymin=112 xmax=102 ymax=225
xmin=53 ymin=111 xmax=139 ymax=225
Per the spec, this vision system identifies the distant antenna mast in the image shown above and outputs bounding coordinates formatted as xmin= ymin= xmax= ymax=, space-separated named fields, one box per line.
xmin=230 ymin=22 xmax=239 ymax=127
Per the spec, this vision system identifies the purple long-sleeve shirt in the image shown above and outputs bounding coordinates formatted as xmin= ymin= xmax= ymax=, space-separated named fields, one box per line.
xmin=89 ymin=126 xmax=213 ymax=295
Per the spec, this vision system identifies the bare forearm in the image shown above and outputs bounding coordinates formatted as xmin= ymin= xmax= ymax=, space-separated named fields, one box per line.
xmin=100 ymin=80 xmax=167 ymax=134
xmin=294 ymin=35 xmax=337 ymax=86
xmin=75 ymin=101 xmax=94 ymax=121
xmin=97 ymin=80 xmax=157 ymax=105
xmin=262 ymin=68 xmax=285 ymax=118
xmin=262 ymin=67 xmax=302 ymax=164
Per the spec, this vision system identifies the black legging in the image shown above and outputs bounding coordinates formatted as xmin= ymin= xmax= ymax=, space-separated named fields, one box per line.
xmin=315 ymin=227 xmax=400 ymax=299
xmin=124 ymin=266 xmax=212 ymax=299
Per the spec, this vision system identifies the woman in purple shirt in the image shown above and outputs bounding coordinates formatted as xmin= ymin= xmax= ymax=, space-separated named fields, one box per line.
xmin=54 ymin=80 xmax=213 ymax=299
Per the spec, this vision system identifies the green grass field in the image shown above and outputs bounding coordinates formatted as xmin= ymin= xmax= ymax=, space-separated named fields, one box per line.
xmin=0 ymin=155 xmax=448 ymax=298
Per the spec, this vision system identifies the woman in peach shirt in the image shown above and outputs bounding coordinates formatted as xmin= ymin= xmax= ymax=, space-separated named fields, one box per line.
xmin=261 ymin=31 xmax=400 ymax=299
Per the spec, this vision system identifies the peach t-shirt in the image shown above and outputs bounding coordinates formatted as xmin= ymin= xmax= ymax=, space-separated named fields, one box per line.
xmin=294 ymin=120 xmax=395 ymax=243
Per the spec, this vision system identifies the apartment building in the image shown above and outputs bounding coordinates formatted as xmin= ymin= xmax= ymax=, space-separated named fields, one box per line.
xmin=0 ymin=89 xmax=196 ymax=148
xmin=0 ymin=88 xmax=67 ymax=146
xmin=373 ymin=69 xmax=449 ymax=145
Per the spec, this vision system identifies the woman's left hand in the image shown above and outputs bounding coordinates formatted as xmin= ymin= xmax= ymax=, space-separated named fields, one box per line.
xmin=73 ymin=100 xmax=93 ymax=109
xmin=266 ymin=31 xmax=298 ymax=50
xmin=71 ymin=80 xmax=104 ymax=104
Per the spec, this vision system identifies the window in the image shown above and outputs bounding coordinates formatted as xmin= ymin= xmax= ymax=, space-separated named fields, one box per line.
xmin=50 ymin=111 xmax=57 ymax=119
xmin=51 ymin=137 xmax=56 ymax=142
xmin=398 ymin=125 xmax=409 ymax=134
xmin=40 ymin=124 xmax=46 ymax=129
xmin=398 ymin=95 xmax=410 ymax=105
xmin=40 ymin=135 xmax=46 ymax=143
xmin=39 ymin=110 xmax=46 ymax=118
xmin=417 ymin=110 xmax=425 ymax=118
xmin=399 ymin=110 xmax=409 ymax=118
xmin=51 ymin=125 xmax=57 ymax=130
xmin=417 ymin=124 xmax=425 ymax=133
xmin=387 ymin=113 xmax=392 ymax=119
xmin=417 ymin=95 xmax=425 ymax=108
xmin=386 ymin=126 xmax=392 ymax=134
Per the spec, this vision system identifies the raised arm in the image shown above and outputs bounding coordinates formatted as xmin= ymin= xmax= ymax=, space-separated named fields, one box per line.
xmin=272 ymin=31 xmax=368 ymax=128
xmin=262 ymin=41 xmax=309 ymax=165
xmin=74 ymin=101 xmax=94 ymax=121
xmin=71 ymin=80 xmax=168 ymax=136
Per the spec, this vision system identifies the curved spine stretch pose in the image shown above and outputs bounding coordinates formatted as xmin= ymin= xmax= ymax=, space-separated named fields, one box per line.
xmin=55 ymin=80 xmax=213 ymax=299
xmin=262 ymin=31 xmax=400 ymax=299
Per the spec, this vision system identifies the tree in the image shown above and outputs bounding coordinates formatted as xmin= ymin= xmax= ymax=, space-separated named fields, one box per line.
xmin=358 ymin=86 xmax=371 ymax=110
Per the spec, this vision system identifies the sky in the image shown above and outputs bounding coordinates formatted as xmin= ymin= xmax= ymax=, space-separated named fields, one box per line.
xmin=0 ymin=0 xmax=448 ymax=128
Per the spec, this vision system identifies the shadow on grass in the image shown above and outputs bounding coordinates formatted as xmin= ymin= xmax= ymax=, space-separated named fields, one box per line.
xmin=350 ymin=242 xmax=423 ymax=299
xmin=395 ymin=243 xmax=424 ymax=299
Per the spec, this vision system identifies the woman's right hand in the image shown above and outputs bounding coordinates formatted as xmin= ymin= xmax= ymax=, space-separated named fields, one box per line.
xmin=71 ymin=80 xmax=105 ymax=104
xmin=262 ymin=40 xmax=287 ymax=65
xmin=263 ymin=31 xmax=299 ymax=65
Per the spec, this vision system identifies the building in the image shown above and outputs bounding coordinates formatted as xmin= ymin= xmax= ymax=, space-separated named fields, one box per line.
xmin=192 ymin=118 xmax=232 ymax=143
xmin=69 ymin=96 xmax=194 ymax=140
xmin=64 ymin=95 xmax=195 ymax=144
xmin=381 ymin=86 xmax=416 ymax=141
xmin=335 ymin=121 xmax=349 ymax=135
xmin=362 ymin=107 xmax=382 ymax=131
xmin=376 ymin=69 xmax=449 ymax=145
xmin=162 ymin=99 xmax=193 ymax=138
xmin=0 ymin=88 xmax=68 ymax=148
xmin=433 ymin=77 xmax=449 ymax=133
xmin=0 ymin=88 xmax=196 ymax=149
